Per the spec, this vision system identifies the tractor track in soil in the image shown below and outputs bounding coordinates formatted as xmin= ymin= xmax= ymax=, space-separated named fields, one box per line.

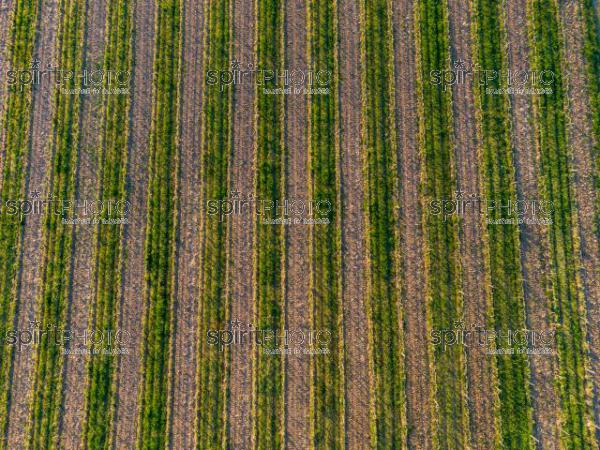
xmin=112 ymin=0 xmax=154 ymax=446
xmin=6 ymin=1 xmax=60 ymax=447
xmin=168 ymin=0 xmax=204 ymax=447
xmin=392 ymin=0 xmax=433 ymax=448
xmin=227 ymin=0 xmax=256 ymax=446
xmin=505 ymin=0 xmax=560 ymax=447
xmin=283 ymin=0 xmax=310 ymax=448
xmin=447 ymin=0 xmax=497 ymax=447
xmin=338 ymin=0 xmax=371 ymax=447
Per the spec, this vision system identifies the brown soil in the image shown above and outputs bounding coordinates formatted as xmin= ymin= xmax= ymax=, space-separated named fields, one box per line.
xmin=282 ymin=0 xmax=310 ymax=448
xmin=391 ymin=1 xmax=433 ymax=448
xmin=504 ymin=0 xmax=560 ymax=447
xmin=58 ymin=1 xmax=106 ymax=446
xmin=5 ymin=2 xmax=60 ymax=447
xmin=559 ymin=0 xmax=600 ymax=441
xmin=168 ymin=0 xmax=204 ymax=448
xmin=446 ymin=0 xmax=497 ymax=447
xmin=112 ymin=0 xmax=154 ymax=446
xmin=338 ymin=0 xmax=371 ymax=447
xmin=227 ymin=0 xmax=257 ymax=447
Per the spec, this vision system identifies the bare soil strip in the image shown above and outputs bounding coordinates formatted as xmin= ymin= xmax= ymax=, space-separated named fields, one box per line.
xmin=446 ymin=1 xmax=496 ymax=447
xmin=169 ymin=0 xmax=204 ymax=447
xmin=337 ymin=0 xmax=371 ymax=447
xmin=282 ymin=0 xmax=310 ymax=448
xmin=391 ymin=1 xmax=432 ymax=448
xmin=559 ymin=0 xmax=600 ymax=440
xmin=113 ymin=0 xmax=154 ymax=446
xmin=504 ymin=0 xmax=560 ymax=447
xmin=58 ymin=0 xmax=106 ymax=446
xmin=5 ymin=2 xmax=59 ymax=447
xmin=227 ymin=0 xmax=256 ymax=447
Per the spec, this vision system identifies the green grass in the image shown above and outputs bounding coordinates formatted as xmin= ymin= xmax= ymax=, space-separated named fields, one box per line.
xmin=308 ymin=0 xmax=344 ymax=448
xmin=580 ymin=0 xmax=600 ymax=246
xmin=195 ymin=0 xmax=231 ymax=447
xmin=253 ymin=0 xmax=285 ymax=447
xmin=137 ymin=0 xmax=181 ymax=447
xmin=361 ymin=0 xmax=406 ymax=447
xmin=0 ymin=0 xmax=41 ymax=442
xmin=82 ymin=0 xmax=133 ymax=447
xmin=529 ymin=0 xmax=595 ymax=447
xmin=471 ymin=0 xmax=533 ymax=447
xmin=28 ymin=0 xmax=86 ymax=447
xmin=415 ymin=0 xmax=469 ymax=447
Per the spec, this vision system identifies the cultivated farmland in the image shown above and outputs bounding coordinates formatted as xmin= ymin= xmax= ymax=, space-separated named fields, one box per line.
xmin=0 ymin=0 xmax=598 ymax=448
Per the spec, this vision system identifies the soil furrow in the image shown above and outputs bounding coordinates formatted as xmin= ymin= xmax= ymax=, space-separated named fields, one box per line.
xmin=559 ymin=0 xmax=600 ymax=441
xmin=5 ymin=2 xmax=59 ymax=447
xmin=58 ymin=0 xmax=106 ymax=446
xmin=446 ymin=0 xmax=496 ymax=447
xmin=337 ymin=0 xmax=371 ymax=447
xmin=227 ymin=0 xmax=256 ymax=446
xmin=504 ymin=0 xmax=560 ymax=447
xmin=169 ymin=0 xmax=204 ymax=447
xmin=391 ymin=0 xmax=432 ymax=448
xmin=112 ymin=0 xmax=154 ymax=446
xmin=283 ymin=0 xmax=310 ymax=448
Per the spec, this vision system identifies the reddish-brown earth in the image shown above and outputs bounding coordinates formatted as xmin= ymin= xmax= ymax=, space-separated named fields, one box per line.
xmin=338 ymin=0 xmax=371 ymax=447
xmin=391 ymin=0 xmax=433 ymax=448
xmin=282 ymin=0 xmax=310 ymax=448
xmin=113 ymin=0 xmax=154 ymax=446
xmin=168 ymin=0 xmax=205 ymax=447
xmin=447 ymin=0 xmax=497 ymax=447
xmin=505 ymin=0 xmax=560 ymax=447
xmin=6 ymin=2 xmax=60 ymax=447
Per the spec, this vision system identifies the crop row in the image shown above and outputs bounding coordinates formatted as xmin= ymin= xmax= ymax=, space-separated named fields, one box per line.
xmin=195 ymin=0 xmax=231 ymax=447
xmin=28 ymin=0 xmax=86 ymax=447
xmin=308 ymin=0 xmax=344 ymax=448
xmin=471 ymin=0 xmax=533 ymax=447
xmin=581 ymin=0 xmax=600 ymax=241
xmin=415 ymin=0 xmax=469 ymax=447
xmin=360 ymin=0 xmax=405 ymax=447
xmin=81 ymin=0 xmax=134 ymax=448
xmin=253 ymin=0 xmax=286 ymax=447
xmin=0 ymin=0 xmax=41 ymax=442
xmin=528 ymin=0 xmax=595 ymax=447
xmin=136 ymin=0 xmax=181 ymax=447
